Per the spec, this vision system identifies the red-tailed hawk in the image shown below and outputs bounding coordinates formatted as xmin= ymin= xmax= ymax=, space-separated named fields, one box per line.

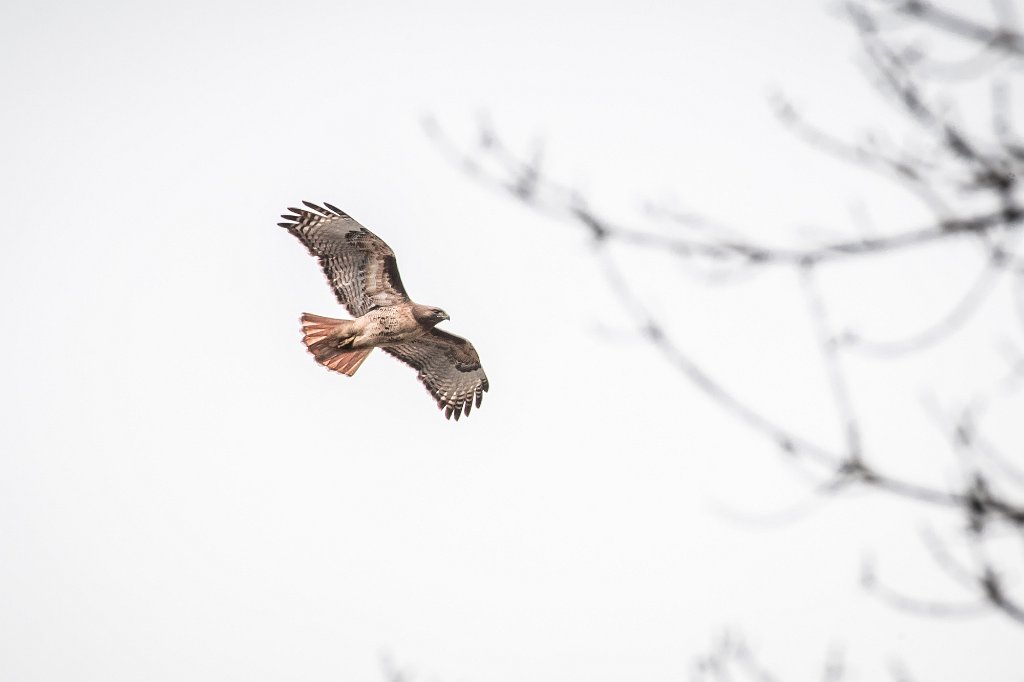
xmin=279 ymin=201 xmax=489 ymax=420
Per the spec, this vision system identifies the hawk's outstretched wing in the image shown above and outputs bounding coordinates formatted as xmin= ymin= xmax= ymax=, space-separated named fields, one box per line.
xmin=279 ymin=202 xmax=409 ymax=317
xmin=384 ymin=329 xmax=490 ymax=420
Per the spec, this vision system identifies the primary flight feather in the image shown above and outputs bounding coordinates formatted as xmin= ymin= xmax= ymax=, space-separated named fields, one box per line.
xmin=279 ymin=202 xmax=489 ymax=420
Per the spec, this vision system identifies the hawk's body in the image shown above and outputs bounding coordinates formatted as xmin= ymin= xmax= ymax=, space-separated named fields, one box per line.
xmin=325 ymin=305 xmax=428 ymax=350
xmin=279 ymin=202 xmax=488 ymax=420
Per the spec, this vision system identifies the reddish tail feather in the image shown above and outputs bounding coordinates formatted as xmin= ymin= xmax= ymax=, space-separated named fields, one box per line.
xmin=300 ymin=313 xmax=371 ymax=377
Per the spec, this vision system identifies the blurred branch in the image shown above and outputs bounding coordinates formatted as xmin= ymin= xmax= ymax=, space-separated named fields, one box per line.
xmin=882 ymin=0 xmax=1024 ymax=57
xmin=432 ymin=102 xmax=1024 ymax=524
xmin=769 ymin=93 xmax=955 ymax=217
xmin=592 ymin=245 xmax=838 ymax=465
xmin=862 ymin=554 xmax=991 ymax=618
xmin=593 ymin=230 xmax=1024 ymax=528
xmin=692 ymin=633 xmax=781 ymax=682
xmin=841 ymin=240 xmax=1016 ymax=355
xmin=426 ymin=114 xmax=1022 ymax=269
xmin=799 ymin=264 xmax=863 ymax=461
xmin=692 ymin=635 xmax=861 ymax=682
xmin=430 ymin=0 xmax=1024 ymax=655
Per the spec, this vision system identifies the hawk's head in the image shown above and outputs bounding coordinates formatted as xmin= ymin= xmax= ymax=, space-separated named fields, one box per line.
xmin=414 ymin=305 xmax=450 ymax=328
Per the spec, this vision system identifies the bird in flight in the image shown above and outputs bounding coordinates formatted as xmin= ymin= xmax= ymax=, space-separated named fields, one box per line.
xmin=278 ymin=202 xmax=488 ymax=420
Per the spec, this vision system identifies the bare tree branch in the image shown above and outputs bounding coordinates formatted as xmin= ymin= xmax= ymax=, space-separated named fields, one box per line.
xmin=842 ymin=243 xmax=1014 ymax=355
xmin=862 ymin=554 xmax=991 ymax=618
xmin=431 ymin=0 xmax=1024 ymax=674
xmin=885 ymin=0 xmax=1024 ymax=57
xmin=799 ymin=264 xmax=863 ymax=461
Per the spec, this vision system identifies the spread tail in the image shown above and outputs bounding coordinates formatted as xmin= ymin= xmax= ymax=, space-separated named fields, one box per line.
xmin=300 ymin=313 xmax=371 ymax=377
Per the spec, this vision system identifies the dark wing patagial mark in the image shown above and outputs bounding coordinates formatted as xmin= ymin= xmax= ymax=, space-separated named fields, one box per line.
xmin=278 ymin=202 xmax=410 ymax=317
xmin=383 ymin=329 xmax=489 ymax=420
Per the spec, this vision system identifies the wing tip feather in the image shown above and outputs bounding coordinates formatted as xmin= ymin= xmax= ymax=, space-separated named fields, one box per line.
xmin=302 ymin=200 xmax=333 ymax=217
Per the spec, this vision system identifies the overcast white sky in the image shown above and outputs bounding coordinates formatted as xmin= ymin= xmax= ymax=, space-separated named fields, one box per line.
xmin=1 ymin=0 xmax=1021 ymax=680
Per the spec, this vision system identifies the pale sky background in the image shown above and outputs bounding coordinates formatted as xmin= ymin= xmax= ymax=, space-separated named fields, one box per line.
xmin=1 ymin=0 xmax=1021 ymax=681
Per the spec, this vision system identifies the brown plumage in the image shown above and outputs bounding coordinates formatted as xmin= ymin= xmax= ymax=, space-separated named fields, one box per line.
xmin=279 ymin=202 xmax=489 ymax=420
